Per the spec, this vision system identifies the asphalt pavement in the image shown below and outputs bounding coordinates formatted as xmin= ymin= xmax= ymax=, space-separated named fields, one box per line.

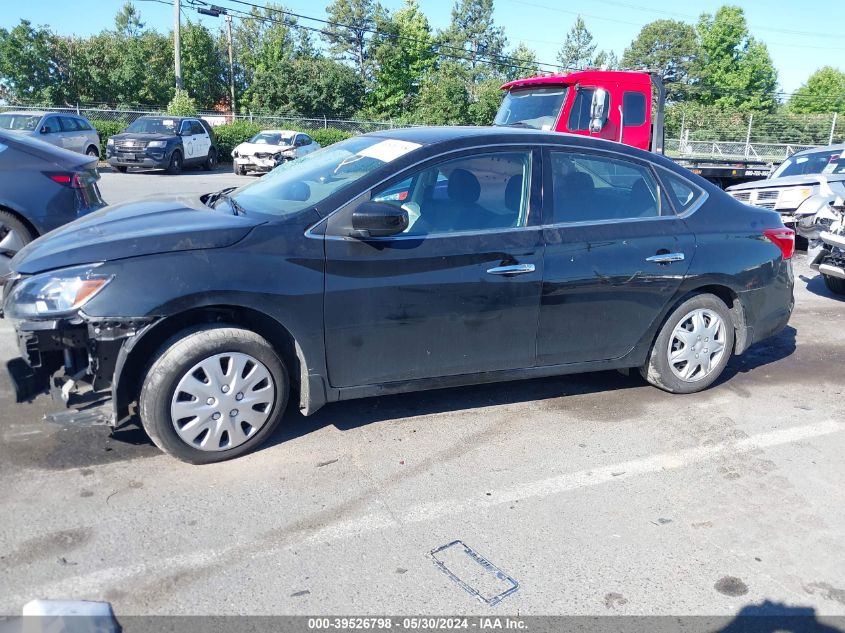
xmin=0 ymin=170 xmax=844 ymax=618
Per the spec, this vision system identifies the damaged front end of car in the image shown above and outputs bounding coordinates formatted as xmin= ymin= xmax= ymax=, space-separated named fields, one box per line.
xmin=2 ymin=265 xmax=156 ymax=427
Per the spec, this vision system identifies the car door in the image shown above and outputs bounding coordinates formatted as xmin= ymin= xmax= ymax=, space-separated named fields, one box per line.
xmin=538 ymin=148 xmax=697 ymax=365
xmin=323 ymin=147 xmax=544 ymax=388
xmin=179 ymin=120 xmax=195 ymax=160
xmin=58 ymin=116 xmax=85 ymax=152
xmin=38 ymin=115 xmax=63 ymax=148
xmin=190 ymin=120 xmax=210 ymax=159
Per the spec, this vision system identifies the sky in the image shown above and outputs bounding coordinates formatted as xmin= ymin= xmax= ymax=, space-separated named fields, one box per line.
xmin=1 ymin=0 xmax=844 ymax=95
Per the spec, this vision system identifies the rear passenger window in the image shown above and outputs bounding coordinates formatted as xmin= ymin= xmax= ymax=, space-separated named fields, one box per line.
xmin=623 ymin=92 xmax=647 ymax=126
xmin=59 ymin=117 xmax=80 ymax=131
xmin=76 ymin=118 xmax=92 ymax=130
xmin=660 ymin=170 xmax=704 ymax=214
xmin=190 ymin=121 xmax=206 ymax=135
xmin=549 ymin=151 xmax=661 ymax=223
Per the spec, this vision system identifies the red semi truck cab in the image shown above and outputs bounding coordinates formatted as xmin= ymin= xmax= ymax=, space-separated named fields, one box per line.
xmin=495 ymin=70 xmax=664 ymax=153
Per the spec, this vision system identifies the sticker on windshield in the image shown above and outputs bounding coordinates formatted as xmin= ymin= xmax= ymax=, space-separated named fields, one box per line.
xmin=796 ymin=156 xmax=809 ymax=164
xmin=357 ymin=139 xmax=421 ymax=163
xmin=822 ymin=163 xmax=837 ymax=174
xmin=163 ymin=119 xmax=174 ymax=126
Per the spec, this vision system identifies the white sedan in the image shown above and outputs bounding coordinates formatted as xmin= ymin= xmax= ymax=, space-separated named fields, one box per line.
xmin=231 ymin=130 xmax=320 ymax=175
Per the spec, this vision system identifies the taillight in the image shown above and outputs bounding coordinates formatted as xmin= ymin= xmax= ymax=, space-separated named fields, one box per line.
xmin=46 ymin=172 xmax=82 ymax=188
xmin=763 ymin=227 xmax=795 ymax=260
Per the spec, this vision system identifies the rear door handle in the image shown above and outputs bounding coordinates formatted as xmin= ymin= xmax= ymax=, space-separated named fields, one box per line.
xmin=486 ymin=263 xmax=536 ymax=276
xmin=646 ymin=252 xmax=685 ymax=264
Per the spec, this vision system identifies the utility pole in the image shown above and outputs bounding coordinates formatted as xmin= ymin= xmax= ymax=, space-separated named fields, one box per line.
xmin=174 ymin=0 xmax=183 ymax=90
xmin=198 ymin=5 xmax=236 ymax=116
xmin=830 ymin=112 xmax=838 ymax=146
xmin=225 ymin=14 xmax=236 ymax=116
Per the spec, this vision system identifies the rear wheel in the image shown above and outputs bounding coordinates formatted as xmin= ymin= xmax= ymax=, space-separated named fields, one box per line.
xmin=115 ymin=166 xmax=128 ymax=173
xmin=823 ymin=273 xmax=845 ymax=295
xmin=166 ymin=150 xmax=183 ymax=175
xmin=139 ymin=325 xmax=289 ymax=464
xmin=0 ymin=210 xmax=34 ymax=279
xmin=85 ymin=146 xmax=100 ymax=158
xmin=203 ymin=147 xmax=218 ymax=171
xmin=641 ymin=293 xmax=735 ymax=394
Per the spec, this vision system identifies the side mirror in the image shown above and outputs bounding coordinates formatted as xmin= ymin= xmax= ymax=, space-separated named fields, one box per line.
xmin=40 ymin=126 xmax=49 ymax=134
xmin=589 ymin=88 xmax=608 ymax=133
xmin=351 ymin=201 xmax=408 ymax=238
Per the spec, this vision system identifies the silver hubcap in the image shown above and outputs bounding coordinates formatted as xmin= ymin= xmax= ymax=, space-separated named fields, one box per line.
xmin=0 ymin=224 xmax=26 ymax=279
xmin=170 ymin=352 xmax=275 ymax=452
xmin=667 ymin=308 xmax=727 ymax=382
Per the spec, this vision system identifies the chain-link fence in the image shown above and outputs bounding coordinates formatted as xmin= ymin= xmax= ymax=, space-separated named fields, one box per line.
xmin=0 ymin=103 xmax=412 ymax=135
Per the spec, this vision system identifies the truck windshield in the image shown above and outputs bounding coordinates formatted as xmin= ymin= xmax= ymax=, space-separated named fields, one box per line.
xmin=494 ymin=86 xmax=568 ymax=130
xmin=771 ymin=149 xmax=845 ymax=178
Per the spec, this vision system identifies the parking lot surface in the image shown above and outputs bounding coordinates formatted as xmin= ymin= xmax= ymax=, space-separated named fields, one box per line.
xmin=1 ymin=171 xmax=844 ymax=616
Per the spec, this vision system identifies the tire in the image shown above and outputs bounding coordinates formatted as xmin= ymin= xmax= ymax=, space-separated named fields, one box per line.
xmin=85 ymin=146 xmax=100 ymax=158
xmin=640 ymin=293 xmax=735 ymax=394
xmin=234 ymin=163 xmax=246 ymax=176
xmin=203 ymin=147 xmax=218 ymax=171
xmin=139 ymin=325 xmax=289 ymax=464
xmin=823 ymin=273 xmax=845 ymax=295
xmin=166 ymin=150 xmax=183 ymax=175
xmin=116 ymin=166 xmax=128 ymax=173
xmin=0 ymin=210 xmax=35 ymax=279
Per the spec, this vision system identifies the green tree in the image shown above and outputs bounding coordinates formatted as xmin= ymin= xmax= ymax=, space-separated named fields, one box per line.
xmin=181 ymin=22 xmax=226 ymax=109
xmin=167 ymin=89 xmax=198 ymax=116
xmin=323 ymin=0 xmax=382 ymax=79
xmin=0 ymin=20 xmax=61 ymax=102
xmin=414 ymin=62 xmax=470 ymax=124
xmin=114 ymin=2 xmax=145 ymax=37
xmin=248 ymin=58 xmax=365 ymax=118
xmin=789 ymin=67 xmax=845 ymax=114
xmin=441 ymin=0 xmax=507 ymax=82
xmin=504 ymin=42 xmax=539 ymax=81
xmin=556 ymin=16 xmax=595 ymax=71
xmin=593 ymin=49 xmax=619 ymax=70
xmin=621 ymin=19 xmax=699 ymax=100
xmin=367 ymin=0 xmax=436 ymax=118
xmin=695 ymin=5 xmax=778 ymax=111
xmin=468 ymin=77 xmax=503 ymax=124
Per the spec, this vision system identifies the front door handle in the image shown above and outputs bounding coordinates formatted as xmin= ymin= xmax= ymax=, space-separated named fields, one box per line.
xmin=486 ymin=263 xmax=536 ymax=276
xmin=646 ymin=252 xmax=685 ymax=264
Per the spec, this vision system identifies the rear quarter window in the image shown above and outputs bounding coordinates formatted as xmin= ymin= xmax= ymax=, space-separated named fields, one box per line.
xmin=660 ymin=169 xmax=705 ymax=214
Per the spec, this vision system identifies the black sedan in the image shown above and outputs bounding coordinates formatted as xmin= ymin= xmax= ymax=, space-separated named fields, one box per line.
xmin=0 ymin=130 xmax=105 ymax=279
xmin=1 ymin=127 xmax=794 ymax=463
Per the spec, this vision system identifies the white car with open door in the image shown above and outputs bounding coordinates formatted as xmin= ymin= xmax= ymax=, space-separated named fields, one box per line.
xmin=231 ymin=130 xmax=320 ymax=175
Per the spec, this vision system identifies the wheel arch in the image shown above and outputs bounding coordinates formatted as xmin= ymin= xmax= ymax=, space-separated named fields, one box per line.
xmin=113 ymin=304 xmax=323 ymax=423
xmin=0 ymin=203 xmax=40 ymax=239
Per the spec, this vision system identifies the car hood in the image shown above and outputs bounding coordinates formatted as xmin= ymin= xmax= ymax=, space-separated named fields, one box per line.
xmin=11 ymin=196 xmax=264 ymax=275
xmin=727 ymin=173 xmax=845 ymax=191
xmin=234 ymin=142 xmax=293 ymax=155
xmin=111 ymin=132 xmax=176 ymax=143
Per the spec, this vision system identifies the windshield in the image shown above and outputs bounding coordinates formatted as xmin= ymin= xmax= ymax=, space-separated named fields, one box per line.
xmin=228 ymin=135 xmax=421 ymax=217
xmin=125 ymin=117 xmax=179 ymax=134
xmin=249 ymin=132 xmax=294 ymax=146
xmin=772 ymin=149 xmax=845 ymax=178
xmin=494 ymin=86 xmax=568 ymax=130
xmin=0 ymin=113 xmax=41 ymax=131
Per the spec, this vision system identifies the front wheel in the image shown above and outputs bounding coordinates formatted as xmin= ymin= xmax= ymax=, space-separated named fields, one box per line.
xmin=233 ymin=162 xmax=246 ymax=176
xmin=166 ymin=150 xmax=183 ymax=175
xmin=823 ymin=273 xmax=845 ymax=295
xmin=139 ymin=326 xmax=289 ymax=464
xmin=640 ymin=293 xmax=735 ymax=394
xmin=203 ymin=147 xmax=218 ymax=171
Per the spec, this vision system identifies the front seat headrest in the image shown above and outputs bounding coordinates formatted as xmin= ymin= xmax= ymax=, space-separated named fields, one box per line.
xmin=447 ymin=169 xmax=481 ymax=203
xmin=504 ymin=175 xmax=523 ymax=212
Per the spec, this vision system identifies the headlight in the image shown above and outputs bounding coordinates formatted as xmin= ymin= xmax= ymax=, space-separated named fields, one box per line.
xmin=778 ymin=187 xmax=813 ymax=208
xmin=4 ymin=265 xmax=113 ymax=319
xmin=106 ymin=138 xmax=114 ymax=146
xmin=147 ymin=140 xmax=167 ymax=149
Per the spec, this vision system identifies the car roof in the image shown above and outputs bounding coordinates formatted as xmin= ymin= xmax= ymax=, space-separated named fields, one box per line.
xmin=256 ymin=129 xmax=298 ymax=135
xmin=793 ymin=143 xmax=845 ymax=157
xmin=365 ymin=125 xmax=678 ymax=167
xmin=0 ymin=110 xmax=48 ymax=117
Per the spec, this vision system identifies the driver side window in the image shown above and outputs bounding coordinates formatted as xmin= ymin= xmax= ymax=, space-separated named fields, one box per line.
xmin=371 ymin=151 xmax=531 ymax=236
xmin=179 ymin=121 xmax=192 ymax=136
